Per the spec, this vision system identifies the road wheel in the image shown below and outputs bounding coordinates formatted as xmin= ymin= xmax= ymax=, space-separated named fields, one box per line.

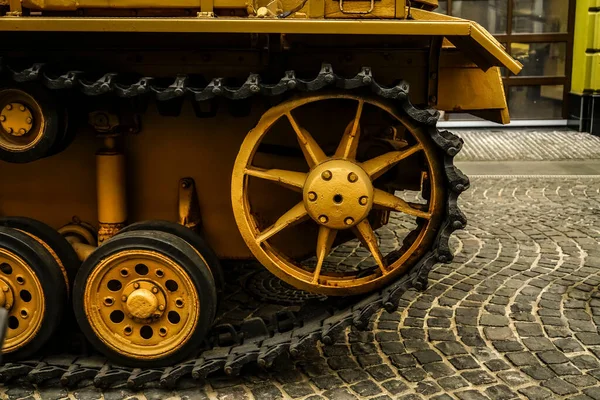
xmin=0 ymin=227 xmax=67 ymax=359
xmin=73 ymin=230 xmax=217 ymax=367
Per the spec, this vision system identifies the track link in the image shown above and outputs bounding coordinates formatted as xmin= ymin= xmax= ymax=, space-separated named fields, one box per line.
xmin=0 ymin=59 xmax=469 ymax=389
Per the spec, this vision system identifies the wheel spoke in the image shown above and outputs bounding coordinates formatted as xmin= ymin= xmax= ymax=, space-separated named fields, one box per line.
xmin=353 ymin=219 xmax=387 ymax=275
xmin=373 ymin=189 xmax=432 ymax=219
xmin=286 ymin=112 xmax=327 ymax=168
xmin=256 ymin=201 xmax=309 ymax=243
xmin=334 ymin=99 xmax=364 ymax=160
xmin=312 ymin=226 xmax=338 ymax=284
xmin=245 ymin=167 xmax=307 ymax=192
xmin=360 ymin=144 xmax=423 ymax=180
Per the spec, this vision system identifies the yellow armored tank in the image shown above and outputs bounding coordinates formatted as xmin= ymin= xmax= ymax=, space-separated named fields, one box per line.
xmin=0 ymin=0 xmax=520 ymax=385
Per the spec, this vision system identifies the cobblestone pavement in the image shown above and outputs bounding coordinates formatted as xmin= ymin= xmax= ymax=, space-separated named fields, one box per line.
xmin=454 ymin=129 xmax=600 ymax=161
xmin=4 ymin=176 xmax=599 ymax=400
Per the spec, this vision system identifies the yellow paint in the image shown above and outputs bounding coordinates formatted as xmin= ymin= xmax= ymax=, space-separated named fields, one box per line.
xmin=0 ymin=90 xmax=46 ymax=153
xmin=572 ymin=0 xmax=594 ymax=94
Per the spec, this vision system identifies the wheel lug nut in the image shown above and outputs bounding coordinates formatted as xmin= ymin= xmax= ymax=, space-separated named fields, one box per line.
xmin=348 ymin=172 xmax=358 ymax=183
xmin=345 ymin=217 xmax=354 ymax=225
xmin=308 ymin=191 xmax=317 ymax=201
xmin=7 ymin=128 xmax=13 ymax=134
xmin=124 ymin=325 xmax=132 ymax=336
xmin=133 ymin=282 xmax=140 ymax=289
xmin=159 ymin=305 xmax=165 ymax=311
xmin=19 ymin=105 xmax=25 ymax=112
xmin=318 ymin=215 xmax=328 ymax=224
xmin=26 ymin=117 xmax=32 ymax=124
xmin=18 ymin=128 xmax=26 ymax=135
xmin=0 ymin=115 xmax=5 ymax=122
xmin=152 ymin=287 xmax=158 ymax=294
xmin=6 ymin=104 xmax=12 ymax=111
xmin=2 ymin=286 xmax=8 ymax=292
xmin=159 ymin=327 xmax=167 ymax=337
xmin=121 ymin=295 xmax=127 ymax=302
xmin=321 ymin=170 xmax=332 ymax=181
xmin=359 ymin=196 xmax=368 ymax=205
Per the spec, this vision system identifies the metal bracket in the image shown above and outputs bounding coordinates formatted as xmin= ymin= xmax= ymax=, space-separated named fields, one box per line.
xmin=178 ymin=178 xmax=202 ymax=231
xmin=427 ymin=36 xmax=442 ymax=106
xmin=338 ymin=0 xmax=374 ymax=14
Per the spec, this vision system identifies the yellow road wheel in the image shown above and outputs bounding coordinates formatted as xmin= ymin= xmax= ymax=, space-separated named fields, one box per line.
xmin=232 ymin=93 xmax=445 ymax=296
xmin=73 ymin=230 xmax=217 ymax=367
xmin=0 ymin=85 xmax=61 ymax=164
xmin=0 ymin=227 xmax=67 ymax=358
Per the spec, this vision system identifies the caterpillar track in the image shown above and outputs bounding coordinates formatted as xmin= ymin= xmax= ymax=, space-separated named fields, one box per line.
xmin=0 ymin=61 xmax=468 ymax=390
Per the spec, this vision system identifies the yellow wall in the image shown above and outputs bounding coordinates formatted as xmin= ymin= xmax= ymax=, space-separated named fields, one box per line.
xmin=573 ymin=0 xmax=599 ymax=94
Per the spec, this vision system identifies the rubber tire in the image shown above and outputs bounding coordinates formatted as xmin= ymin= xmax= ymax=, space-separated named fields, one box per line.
xmin=0 ymin=83 xmax=61 ymax=164
xmin=0 ymin=227 xmax=67 ymax=360
xmin=0 ymin=217 xmax=80 ymax=288
xmin=72 ymin=230 xmax=218 ymax=368
xmin=120 ymin=220 xmax=225 ymax=295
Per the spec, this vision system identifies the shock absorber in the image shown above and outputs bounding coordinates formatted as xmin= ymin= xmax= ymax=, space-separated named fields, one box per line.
xmin=96 ymin=135 xmax=127 ymax=244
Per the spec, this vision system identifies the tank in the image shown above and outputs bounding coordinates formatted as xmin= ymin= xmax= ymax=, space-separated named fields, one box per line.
xmin=0 ymin=0 xmax=521 ymax=386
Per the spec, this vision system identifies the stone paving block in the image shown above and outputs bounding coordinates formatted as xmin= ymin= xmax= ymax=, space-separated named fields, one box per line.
xmin=518 ymin=386 xmax=556 ymax=400
xmin=541 ymin=377 xmax=579 ymax=395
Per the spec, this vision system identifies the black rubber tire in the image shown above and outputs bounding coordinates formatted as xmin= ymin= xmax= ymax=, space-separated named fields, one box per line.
xmin=72 ymin=230 xmax=217 ymax=368
xmin=0 ymin=217 xmax=80 ymax=289
xmin=120 ymin=220 xmax=225 ymax=296
xmin=0 ymin=227 xmax=67 ymax=360
xmin=0 ymin=83 xmax=61 ymax=164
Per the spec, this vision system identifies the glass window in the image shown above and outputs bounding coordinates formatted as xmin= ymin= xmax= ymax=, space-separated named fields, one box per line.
xmin=512 ymin=0 xmax=568 ymax=33
xmin=436 ymin=0 xmax=448 ymax=14
xmin=508 ymin=85 xmax=564 ymax=119
xmin=511 ymin=42 xmax=566 ymax=76
xmin=451 ymin=0 xmax=507 ymax=34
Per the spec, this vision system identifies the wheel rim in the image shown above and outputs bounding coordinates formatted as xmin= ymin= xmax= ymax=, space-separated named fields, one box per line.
xmin=0 ymin=248 xmax=45 ymax=353
xmin=232 ymin=93 xmax=445 ymax=296
xmin=0 ymin=89 xmax=46 ymax=152
xmin=84 ymin=250 xmax=199 ymax=360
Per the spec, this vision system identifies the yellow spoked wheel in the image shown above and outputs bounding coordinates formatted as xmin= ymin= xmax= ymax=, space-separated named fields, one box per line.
xmin=0 ymin=227 xmax=67 ymax=358
xmin=73 ymin=230 xmax=217 ymax=367
xmin=232 ymin=93 xmax=445 ymax=296
xmin=0 ymin=85 xmax=61 ymax=164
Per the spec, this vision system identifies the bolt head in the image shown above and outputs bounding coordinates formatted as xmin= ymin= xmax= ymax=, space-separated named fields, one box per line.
xmin=26 ymin=117 xmax=32 ymax=124
xmin=7 ymin=128 xmax=13 ymax=134
xmin=344 ymin=217 xmax=354 ymax=225
xmin=18 ymin=128 xmax=26 ymax=135
xmin=152 ymin=287 xmax=159 ymax=294
xmin=159 ymin=304 xmax=165 ymax=311
xmin=19 ymin=105 xmax=26 ymax=112
xmin=308 ymin=191 xmax=317 ymax=201
xmin=121 ymin=295 xmax=127 ymax=302
xmin=318 ymin=215 xmax=328 ymax=224
xmin=359 ymin=196 xmax=368 ymax=206
xmin=321 ymin=170 xmax=332 ymax=181
xmin=5 ymin=104 xmax=12 ymax=111
xmin=0 ymin=115 xmax=5 ymax=122
xmin=348 ymin=172 xmax=358 ymax=183
xmin=133 ymin=282 xmax=140 ymax=289
xmin=2 ymin=286 xmax=8 ymax=292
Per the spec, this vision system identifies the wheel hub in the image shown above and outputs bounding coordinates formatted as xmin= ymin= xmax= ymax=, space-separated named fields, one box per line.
xmin=303 ymin=160 xmax=373 ymax=229
xmin=0 ymin=103 xmax=33 ymax=137
xmin=122 ymin=280 xmax=166 ymax=321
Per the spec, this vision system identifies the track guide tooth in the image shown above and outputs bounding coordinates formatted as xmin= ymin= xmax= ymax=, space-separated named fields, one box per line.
xmin=27 ymin=361 xmax=67 ymax=384
xmin=80 ymin=73 xmax=117 ymax=96
xmin=155 ymin=75 xmax=188 ymax=101
xmin=93 ymin=364 xmax=131 ymax=388
xmin=240 ymin=317 xmax=270 ymax=341
xmin=60 ymin=364 xmax=98 ymax=387
xmin=0 ymin=361 xmax=38 ymax=382
xmin=127 ymin=368 xmax=163 ymax=389
xmin=191 ymin=348 xmax=230 ymax=380
xmin=224 ymin=343 xmax=260 ymax=376
xmin=321 ymin=310 xmax=353 ymax=345
xmin=160 ymin=360 xmax=195 ymax=388
xmin=257 ymin=331 xmax=292 ymax=368
xmin=289 ymin=322 xmax=322 ymax=358
xmin=11 ymin=63 xmax=44 ymax=82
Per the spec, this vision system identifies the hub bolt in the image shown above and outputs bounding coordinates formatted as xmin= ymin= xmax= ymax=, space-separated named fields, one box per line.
xmin=345 ymin=217 xmax=354 ymax=226
xmin=18 ymin=128 xmax=26 ymax=135
xmin=159 ymin=305 xmax=165 ymax=311
xmin=348 ymin=172 xmax=358 ymax=183
xmin=133 ymin=282 xmax=140 ymax=289
xmin=7 ymin=128 xmax=13 ymax=134
xmin=318 ymin=215 xmax=328 ymax=224
xmin=2 ymin=286 xmax=8 ymax=292
xmin=321 ymin=170 xmax=332 ymax=181
xmin=308 ymin=191 xmax=317 ymax=201
xmin=124 ymin=326 xmax=132 ymax=336
xmin=159 ymin=327 xmax=167 ymax=337
xmin=0 ymin=116 xmax=5 ymax=122
xmin=19 ymin=105 xmax=26 ymax=112
xmin=152 ymin=287 xmax=159 ymax=294
xmin=6 ymin=104 xmax=12 ymax=111
xmin=359 ymin=196 xmax=368 ymax=205
xmin=121 ymin=295 xmax=127 ymax=302
xmin=26 ymin=117 xmax=32 ymax=124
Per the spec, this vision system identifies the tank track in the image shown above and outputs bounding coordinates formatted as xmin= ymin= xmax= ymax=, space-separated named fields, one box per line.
xmin=0 ymin=59 xmax=469 ymax=390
